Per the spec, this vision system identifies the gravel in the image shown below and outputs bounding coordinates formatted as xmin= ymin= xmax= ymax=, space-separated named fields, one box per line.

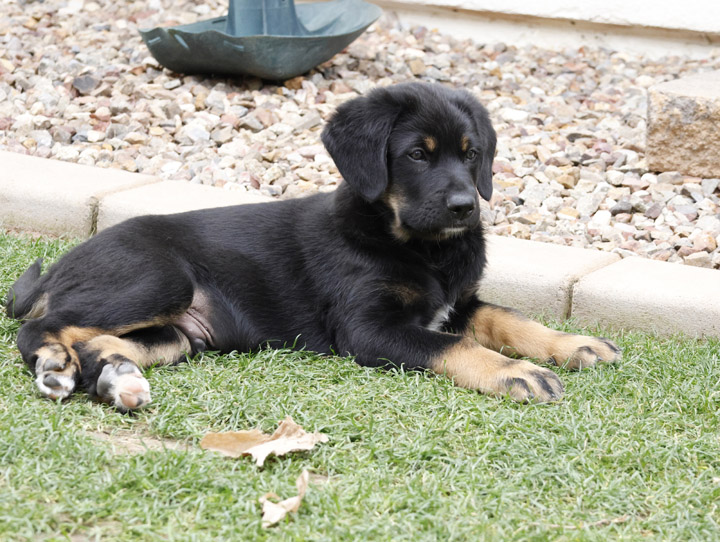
xmin=1 ymin=0 xmax=719 ymax=269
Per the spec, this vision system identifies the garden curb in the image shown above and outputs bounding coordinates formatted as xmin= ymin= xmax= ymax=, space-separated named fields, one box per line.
xmin=1 ymin=151 xmax=718 ymax=339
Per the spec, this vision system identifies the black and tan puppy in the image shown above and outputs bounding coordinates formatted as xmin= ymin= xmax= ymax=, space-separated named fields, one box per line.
xmin=5 ymin=83 xmax=620 ymax=411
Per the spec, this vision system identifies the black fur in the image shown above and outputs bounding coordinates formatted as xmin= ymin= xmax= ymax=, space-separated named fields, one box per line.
xmin=6 ymin=82 xmax=498 ymax=390
xmin=5 ymin=258 xmax=43 ymax=319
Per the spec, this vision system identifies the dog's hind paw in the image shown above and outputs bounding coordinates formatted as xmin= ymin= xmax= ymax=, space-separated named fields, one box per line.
xmin=35 ymin=371 xmax=76 ymax=400
xmin=34 ymin=343 xmax=79 ymax=400
xmin=96 ymin=361 xmax=151 ymax=412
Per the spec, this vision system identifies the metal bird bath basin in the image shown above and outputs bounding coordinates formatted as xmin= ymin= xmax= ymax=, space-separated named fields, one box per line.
xmin=139 ymin=0 xmax=382 ymax=80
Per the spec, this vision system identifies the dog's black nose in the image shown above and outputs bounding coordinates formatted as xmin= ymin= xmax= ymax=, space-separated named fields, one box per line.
xmin=447 ymin=193 xmax=476 ymax=219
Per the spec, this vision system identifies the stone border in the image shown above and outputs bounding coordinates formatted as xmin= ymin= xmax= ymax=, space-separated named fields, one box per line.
xmin=1 ymin=151 xmax=718 ymax=339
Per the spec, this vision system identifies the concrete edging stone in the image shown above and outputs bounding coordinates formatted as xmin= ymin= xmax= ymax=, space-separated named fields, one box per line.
xmin=572 ymin=257 xmax=720 ymax=338
xmin=1 ymin=151 xmax=718 ymax=338
xmin=97 ymin=180 xmax=272 ymax=231
xmin=0 ymin=150 xmax=158 ymax=237
xmin=478 ymin=235 xmax=620 ymax=321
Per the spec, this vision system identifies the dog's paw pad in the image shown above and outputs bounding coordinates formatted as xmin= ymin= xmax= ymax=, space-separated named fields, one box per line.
xmin=35 ymin=372 xmax=76 ymax=400
xmin=97 ymin=362 xmax=151 ymax=412
xmin=116 ymin=373 xmax=151 ymax=410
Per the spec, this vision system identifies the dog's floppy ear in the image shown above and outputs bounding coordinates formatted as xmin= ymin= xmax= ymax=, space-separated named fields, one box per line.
xmin=477 ymin=133 xmax=496 ymax=202
xmin=321 ymin=87 xmax=404 ymax=202
xmin=452 ymin=91 xmax=497 ymax=202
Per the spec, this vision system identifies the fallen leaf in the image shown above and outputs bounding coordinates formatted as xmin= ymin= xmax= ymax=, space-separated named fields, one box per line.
xmin=259 ymin=469 xmax=309 ymax=528
xmin=199 ymin=428 xmax=268 ymax=458
xmin=200 ymin=416 xmax=329 ymax=466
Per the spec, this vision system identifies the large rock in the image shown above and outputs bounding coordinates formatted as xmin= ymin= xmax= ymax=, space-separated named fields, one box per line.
xmin=646 ymin=71 xmax=720 ymax=178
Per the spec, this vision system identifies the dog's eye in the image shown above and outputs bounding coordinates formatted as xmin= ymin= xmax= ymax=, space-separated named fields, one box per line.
xmin=465 ymin=149 xmax=478 ymax=161
xmin=408 ymin=149 xmax=426 ymax=161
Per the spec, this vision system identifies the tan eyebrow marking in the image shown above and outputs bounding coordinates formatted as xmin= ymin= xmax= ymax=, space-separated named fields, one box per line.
xmin=461 ymin=136 xmax=470 ymax=152
xmin=423 ymin=136 xmax=437 ymax=152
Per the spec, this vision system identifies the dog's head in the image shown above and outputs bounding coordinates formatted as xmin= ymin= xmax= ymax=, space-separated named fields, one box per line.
xmin=321 ymin=82 xmax=496 ymax=241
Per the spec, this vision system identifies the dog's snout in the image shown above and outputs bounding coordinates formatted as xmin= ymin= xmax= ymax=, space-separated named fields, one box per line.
xmin=447 ymin=193 xmax=476 ymax=219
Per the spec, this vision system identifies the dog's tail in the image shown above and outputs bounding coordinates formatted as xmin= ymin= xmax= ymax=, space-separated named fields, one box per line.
xmin=5 ymin=258 xmax=44 ymax=319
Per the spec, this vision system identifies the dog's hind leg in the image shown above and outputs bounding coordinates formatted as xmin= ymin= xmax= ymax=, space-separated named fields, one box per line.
xmin=17 ymin=312 xmax=191 ymax=406
xmin=17 ymin=319 xmax=106 ymax=401
xmin=75 ymin=326 xmax=191 ymax=411
xmin=12 ymin=251 xmax=198 ymax=405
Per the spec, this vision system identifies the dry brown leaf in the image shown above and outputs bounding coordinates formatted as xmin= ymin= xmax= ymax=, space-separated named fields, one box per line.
xmin=199 ymin=428 xmax=270 ymax=458
xmin=199 ymin=416 xmax=329 ymax=466
xmin=259 ymin=469 xmax=310 ymax=528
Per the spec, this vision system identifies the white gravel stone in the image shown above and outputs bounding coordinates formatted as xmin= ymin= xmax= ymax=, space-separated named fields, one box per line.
xmin=262 ymin=165 xmax=285 ymax=184
xmin=589 ymin=210 xmax=612 ymax=228
xmin=606 ymin=170 xmax=626 ymax=186
xmin=499 ymin=107 xmax=529 ymax=123
xmin=696 ymin=216 xmax=720 ymax=236
xmin=684 ymin=252 xmax=713 ymax=267
xmin=576 ymin=194 xmax=603 ymax=217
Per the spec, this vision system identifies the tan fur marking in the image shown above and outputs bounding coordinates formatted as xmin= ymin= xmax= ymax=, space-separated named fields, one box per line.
xmin=385 ymin=283 xmax=421 ymax=305
xmin=136 ymin=330 xmax=191 ymax=367
xmin=35 ymin=316 xmax=184 ymax=373
xmin=111 ymin=316 xmax=182 ymax=337
xmin=82 ymin=331 xmax=191 ymax=368
xmin=85 ymin=335 xmax=143 ymax=362
xmin=47 ymin=317 xmax=180 ymax=349
xmin=461 ymin=135 xmax=470 ymax=152
xmin=423 ymin=136 xmax=437 ymax=152
xmin=464 ymin=304 xmax=621 ymax=368
xmin=53 ymin=326 xmax=107 ymax=347
xmin=383 ymin=192 xmax=411 ymax=242
xmin=35 ymin=344 xmax=64 ymax=360
xmin=431 ymin=339 xmax=512 ymax=390
xmin=35 ymin=343 xmax=76 ymax=367
xmin=25 ymin=293 xmax=49 ymax=319
xmin=145 ymin=333 xmax=191 ymax=366
xmin=464 ymin=306 xmax=536 ymax=358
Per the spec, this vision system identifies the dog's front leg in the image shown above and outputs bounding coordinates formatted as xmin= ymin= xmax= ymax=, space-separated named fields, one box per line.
xmin=428 ymin=337 xmax=564 ymax=402
xmin=348 ymin=326 xmax=563 ymax=403
xmin=461 ymin=303 xmax=622 ymax=370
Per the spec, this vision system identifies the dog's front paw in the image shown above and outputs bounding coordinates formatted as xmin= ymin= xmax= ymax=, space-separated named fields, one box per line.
xmin=432 ymin=343 xmax=564 ymax=403
xmin=96 ymin=361 xmax=151 ymax=412
xmin=548 ymin=335 xmax=621 ymax=370
xmin=497 ymin=360 xmax=564 ymax=403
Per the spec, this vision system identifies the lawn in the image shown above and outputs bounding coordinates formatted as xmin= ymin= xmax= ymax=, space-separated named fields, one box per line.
xmin=0 ymin=232 xmax=718 ymax=541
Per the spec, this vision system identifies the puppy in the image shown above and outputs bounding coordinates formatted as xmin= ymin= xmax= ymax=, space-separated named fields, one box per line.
xmin=5 ymin=82 xmax=620 ymax=411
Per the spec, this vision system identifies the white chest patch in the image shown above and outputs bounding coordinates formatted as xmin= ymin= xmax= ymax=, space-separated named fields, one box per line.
xmin=427 ymin=304 xmax=454 ymax=332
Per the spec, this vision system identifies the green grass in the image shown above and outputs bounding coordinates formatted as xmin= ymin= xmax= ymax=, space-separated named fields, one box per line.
xmin=0 ymin=231 xmax=719 ymax=541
